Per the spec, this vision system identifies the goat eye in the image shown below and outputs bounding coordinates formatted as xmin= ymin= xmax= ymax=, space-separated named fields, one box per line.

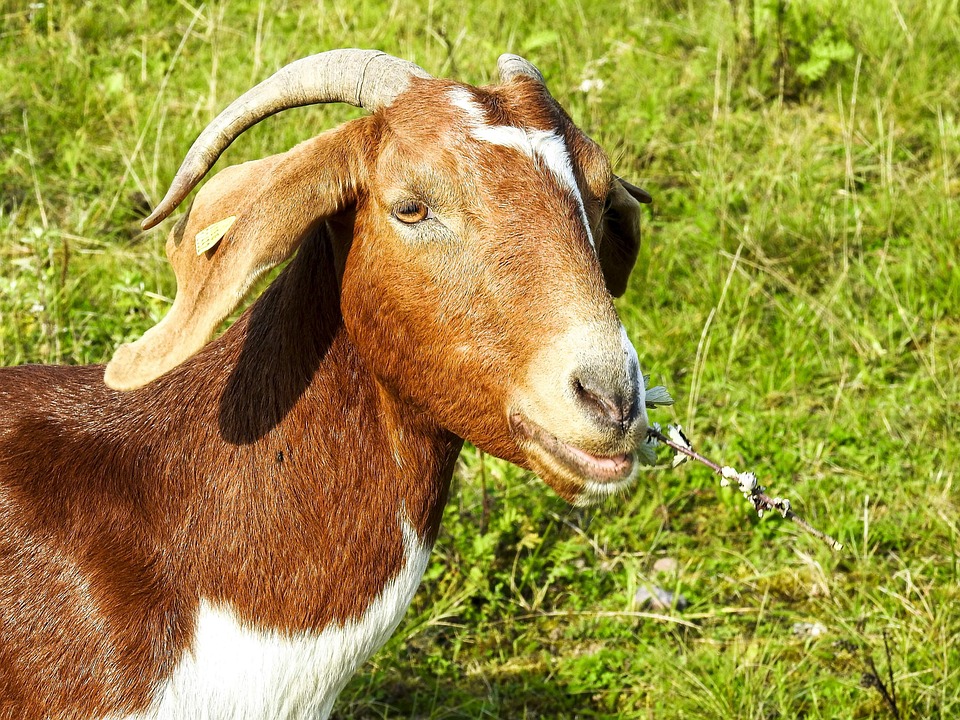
xmin=393 ymin=200 xmax=432 ymax=224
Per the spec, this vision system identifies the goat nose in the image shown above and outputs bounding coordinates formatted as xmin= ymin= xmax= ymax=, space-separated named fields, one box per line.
xmin=572 ymin=370 xmax=638 ymax=430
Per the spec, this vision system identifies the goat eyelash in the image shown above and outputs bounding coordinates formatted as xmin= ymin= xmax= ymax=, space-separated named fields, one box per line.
xmin=392 ymin=200 xmax=436 ymax=224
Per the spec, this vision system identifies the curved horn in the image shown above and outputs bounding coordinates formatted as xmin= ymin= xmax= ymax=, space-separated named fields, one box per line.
xmin=497 ymin=53 xmax=545 ymax=84
xmin=142 ymin=49 xmax=430 ymax=230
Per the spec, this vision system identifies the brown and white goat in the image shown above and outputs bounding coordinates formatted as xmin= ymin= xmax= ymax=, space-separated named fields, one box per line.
xmin=0 ymin=50 xmax=652 ymax=719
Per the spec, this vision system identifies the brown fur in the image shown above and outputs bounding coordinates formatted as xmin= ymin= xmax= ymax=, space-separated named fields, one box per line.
xmin=0 ymin=71 xmax=645 ymax=719
xmin=0 ymin=231 xmax=460 ymax=719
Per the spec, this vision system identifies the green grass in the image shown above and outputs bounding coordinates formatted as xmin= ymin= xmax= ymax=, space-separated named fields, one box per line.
xmin=2 ymin=0 xmax=959 ymax=717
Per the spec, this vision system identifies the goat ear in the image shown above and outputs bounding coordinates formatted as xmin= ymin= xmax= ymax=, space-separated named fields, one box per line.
xmin=597 ymin=176 xmax=650 ymax=298
xmin=104 ymin=122 xmax=366 ymax=391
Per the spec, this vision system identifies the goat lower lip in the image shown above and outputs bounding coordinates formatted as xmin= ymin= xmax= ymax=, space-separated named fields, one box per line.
xmin=510 ymin=413 xmax=634 ymax=483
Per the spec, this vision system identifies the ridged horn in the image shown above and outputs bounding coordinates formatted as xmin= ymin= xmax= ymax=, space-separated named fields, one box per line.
xmin=142 ymin=49 xmax=430 ymax=230
xmin=497 ymin=53 xmax=545 ymax=84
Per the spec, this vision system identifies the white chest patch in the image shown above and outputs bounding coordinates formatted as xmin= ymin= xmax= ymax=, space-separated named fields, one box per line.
xmin=447 ymin=87 xmax=596 ymax=249
xmin=118 ymin=516 xmax=431 ymax=720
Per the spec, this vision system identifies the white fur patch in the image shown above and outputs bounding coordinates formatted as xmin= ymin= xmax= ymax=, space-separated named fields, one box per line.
xmin=118 ymin=515 xmax=431 ymax=720
xmin=448 ymin=87 xmax=595 ymax=249
xmin=577 ymin=463 xmax=642 ymax=506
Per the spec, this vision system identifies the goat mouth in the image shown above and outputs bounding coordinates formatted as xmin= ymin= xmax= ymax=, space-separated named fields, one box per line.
xmin=509 ymin=412 xmax=635 ymax=486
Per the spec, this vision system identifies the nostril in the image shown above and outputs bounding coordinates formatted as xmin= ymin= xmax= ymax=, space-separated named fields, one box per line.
xmin=573 ymin=375 xmax=634 ymax=428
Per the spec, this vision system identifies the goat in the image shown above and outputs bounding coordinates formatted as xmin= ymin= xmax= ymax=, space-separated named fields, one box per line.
xmin=0 ymin=49 xmax=652 ymax=720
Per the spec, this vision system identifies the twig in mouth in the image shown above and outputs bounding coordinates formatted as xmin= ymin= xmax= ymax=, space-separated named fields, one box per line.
xmin=646 ymin=425 xmax=844 ymax=552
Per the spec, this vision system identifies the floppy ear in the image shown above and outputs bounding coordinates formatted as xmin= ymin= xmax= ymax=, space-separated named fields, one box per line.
xmin=104 ymin=122 xmax=367 ymax=391
xmin=597 ymin=176 xmax=651 ymax=298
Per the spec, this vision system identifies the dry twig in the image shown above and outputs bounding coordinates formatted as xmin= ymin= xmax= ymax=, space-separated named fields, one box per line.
xmin=644 ymin=424 xmax=843 ymax=552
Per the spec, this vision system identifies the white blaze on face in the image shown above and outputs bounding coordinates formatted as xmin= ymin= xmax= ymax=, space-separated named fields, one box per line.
xmin=447 ymin=87 xmax=596 ymax=250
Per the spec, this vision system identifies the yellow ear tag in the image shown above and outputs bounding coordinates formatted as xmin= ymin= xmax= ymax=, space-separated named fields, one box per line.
xmin=195 ymin=216 xmax=237 ymax=255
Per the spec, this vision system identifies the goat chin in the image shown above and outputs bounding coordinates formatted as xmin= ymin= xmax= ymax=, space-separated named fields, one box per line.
xmin=0 ymin=48 xmax=651 ymax=720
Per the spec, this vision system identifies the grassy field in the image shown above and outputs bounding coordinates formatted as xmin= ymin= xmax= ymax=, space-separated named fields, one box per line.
xmin=2 ymin=0 xmax=958 ymax=717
